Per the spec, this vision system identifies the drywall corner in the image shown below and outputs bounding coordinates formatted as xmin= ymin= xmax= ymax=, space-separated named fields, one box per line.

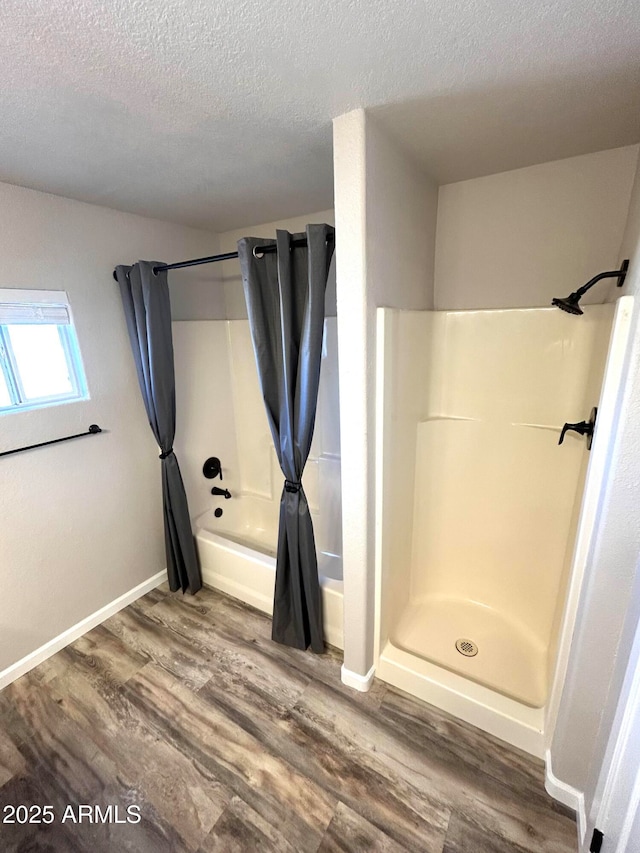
xmin=333 ymin=108 xmax=440 ymax=682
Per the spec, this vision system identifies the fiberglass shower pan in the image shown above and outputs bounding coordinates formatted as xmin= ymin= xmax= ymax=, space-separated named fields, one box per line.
xmin=375 ymin=300 xmax=633 ymax=756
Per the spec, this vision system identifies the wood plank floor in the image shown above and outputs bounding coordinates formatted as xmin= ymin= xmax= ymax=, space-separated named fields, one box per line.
xmin=0 ymin=584 xmax=577 ymax=852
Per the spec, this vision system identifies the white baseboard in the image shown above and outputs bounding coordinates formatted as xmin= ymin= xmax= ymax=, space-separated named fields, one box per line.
xmin=577 ymin=797 xmax=587 ymax=845
xmin=0 ymin=571 xmax=166 ymax=692
xmin=341 ymin=663 xmax=375 ymax=692
xmin=545 ymin=749 xmax=585 ymax=840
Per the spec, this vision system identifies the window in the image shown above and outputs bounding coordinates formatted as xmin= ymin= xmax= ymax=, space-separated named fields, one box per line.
xmin=0 ymin=289 xmax=88 ymax=414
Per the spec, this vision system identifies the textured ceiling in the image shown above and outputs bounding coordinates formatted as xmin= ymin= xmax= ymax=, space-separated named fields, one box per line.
xmin=1 ymin=0 xmax=639 ymax=231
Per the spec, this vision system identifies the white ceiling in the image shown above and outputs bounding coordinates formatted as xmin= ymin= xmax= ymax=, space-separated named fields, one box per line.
xmin=1 ymin=0 xmax=639 ymax=231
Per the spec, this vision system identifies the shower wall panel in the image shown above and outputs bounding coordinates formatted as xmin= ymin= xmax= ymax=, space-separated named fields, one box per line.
xmin=173 ymin=321 xmax=241 ymax=520
xmin=379 ymin=305 xmax=614 ymax=708
xmin=227 ymin=321 xmax=274 ymax=500
xmin=376 ymin=310 xmax=434 ymax=647
xmin=415 ymin=307 xmax=614 ymax=637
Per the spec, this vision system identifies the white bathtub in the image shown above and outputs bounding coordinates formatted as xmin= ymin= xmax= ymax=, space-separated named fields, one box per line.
xmin=195 ymin=497 xmax=344 ymax=650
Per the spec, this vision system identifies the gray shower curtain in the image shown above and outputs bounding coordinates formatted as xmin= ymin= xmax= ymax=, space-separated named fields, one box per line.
xmin=238 ymin=225 xmax=335 ymax=652
xmin=115 ymin=261 xmax=202 ymax=594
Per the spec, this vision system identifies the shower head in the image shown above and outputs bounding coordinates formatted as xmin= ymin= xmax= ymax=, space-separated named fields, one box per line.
xmin=551 ymin=260 xmax=629 ymax=315
xmin=552 ymin=293 xmax=584 ymax=315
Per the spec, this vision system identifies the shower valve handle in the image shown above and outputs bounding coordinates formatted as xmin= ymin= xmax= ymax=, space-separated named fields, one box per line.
xmin=559 ymin=407 xmax=597 ymax=450
xmin=203 ymin=456 xmax=223 ymax=479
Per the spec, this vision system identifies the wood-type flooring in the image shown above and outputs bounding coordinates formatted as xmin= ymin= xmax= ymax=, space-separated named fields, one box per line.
xmin=0 ymin=584 xmax=577 ymax=852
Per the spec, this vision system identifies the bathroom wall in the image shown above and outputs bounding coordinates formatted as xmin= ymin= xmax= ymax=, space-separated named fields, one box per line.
xmin=0 ymin=181 xmax=217 ymax=676
xmin=333 ymin=109 xmax=439 ymax=680
xmin=435 ymin=145 xmax=638 ymax=310
xmin=551 ymin=146 xmax=640 ymax=807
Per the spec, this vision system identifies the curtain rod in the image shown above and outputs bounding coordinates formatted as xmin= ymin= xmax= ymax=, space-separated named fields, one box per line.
xmin=112 ymin=232 xmax=334 ymax=281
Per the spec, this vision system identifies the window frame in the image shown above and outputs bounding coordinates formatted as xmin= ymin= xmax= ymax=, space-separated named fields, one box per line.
xmin=0 ymin=289 xmax=89 ymax=415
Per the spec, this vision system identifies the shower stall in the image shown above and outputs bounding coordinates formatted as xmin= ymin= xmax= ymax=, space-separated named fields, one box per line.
xmin=374 ymin=300 xmax=633 ymax=755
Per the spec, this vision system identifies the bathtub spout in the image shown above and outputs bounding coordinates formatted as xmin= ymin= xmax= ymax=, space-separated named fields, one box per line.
xmin=211 ymin=486 xmax=232 ymax=499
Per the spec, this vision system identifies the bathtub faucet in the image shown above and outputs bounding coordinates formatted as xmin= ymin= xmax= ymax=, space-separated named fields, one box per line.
xmin=211 ymin=486 xmax=232 ymax=499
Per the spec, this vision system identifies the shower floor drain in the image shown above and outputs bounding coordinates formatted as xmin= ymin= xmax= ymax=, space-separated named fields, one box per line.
xmin=455 ymin=638 xmax=478 ymax=657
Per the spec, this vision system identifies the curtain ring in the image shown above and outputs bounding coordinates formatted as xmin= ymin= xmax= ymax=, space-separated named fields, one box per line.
xmin=253 ymin=246 xmax=265 ymax=259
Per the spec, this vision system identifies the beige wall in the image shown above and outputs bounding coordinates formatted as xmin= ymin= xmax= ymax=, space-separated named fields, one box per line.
xmin=435 ymin=146 xmax=638 ymax=310
xmin=366 ymin=125 xmax=439 ymax=312
xmin=333 ymin=109 xmax=438 ymax=677
xmin=0 ymin=182 xmax=216 ymax=674
xmin=551 ymin=148 xmax=640 ymax=805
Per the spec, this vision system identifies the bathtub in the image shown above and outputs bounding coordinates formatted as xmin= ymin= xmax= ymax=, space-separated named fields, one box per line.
xmin=195 ymin=497 xmax=344 ymax=649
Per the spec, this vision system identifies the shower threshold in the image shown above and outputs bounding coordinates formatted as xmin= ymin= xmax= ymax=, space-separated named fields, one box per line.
xmin=390 ymin=596 xmax=547 ymax=708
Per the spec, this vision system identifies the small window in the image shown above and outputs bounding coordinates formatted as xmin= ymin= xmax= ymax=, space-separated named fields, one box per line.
xmin=0 ymin=289 xmax=89 ymax=414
